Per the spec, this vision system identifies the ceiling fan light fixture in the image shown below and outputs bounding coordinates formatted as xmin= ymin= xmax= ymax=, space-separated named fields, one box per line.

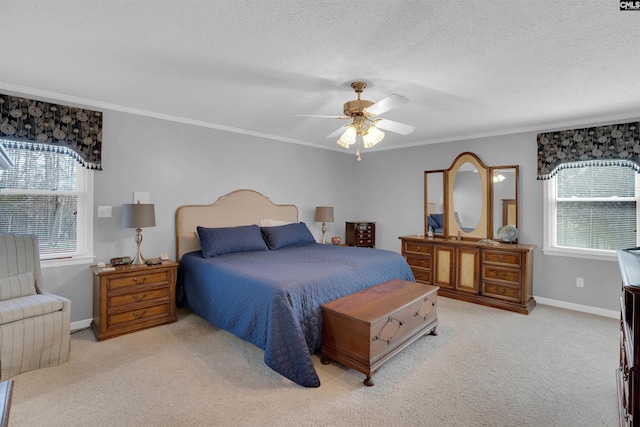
xmin=362 ymin=126 xmax=385 ymax=149
xmin=336 ymin=125 xmax=357 ymax=148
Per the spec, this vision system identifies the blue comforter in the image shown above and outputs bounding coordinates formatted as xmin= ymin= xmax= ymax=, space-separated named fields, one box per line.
xmin=177 ymin=243 xmax=414 ymax=387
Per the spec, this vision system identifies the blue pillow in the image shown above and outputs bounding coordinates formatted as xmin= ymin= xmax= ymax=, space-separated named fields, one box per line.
xmin=430 ymin=213 xmax=444 ymax=228
xmin=261 ymin=222 xmax=316 ymax=250
xmin=197 ymin=225 xmax=268 ymax=257
xmin=427 ymin=215 xmax=439 ymax=229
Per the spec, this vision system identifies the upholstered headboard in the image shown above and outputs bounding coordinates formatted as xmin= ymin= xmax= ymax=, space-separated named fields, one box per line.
xmin=175 ymin=189 xmax=298 ymax=260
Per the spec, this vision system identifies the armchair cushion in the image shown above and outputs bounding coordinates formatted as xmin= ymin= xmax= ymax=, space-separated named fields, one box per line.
xmin=0 ymin=294 xmax=66 ymax=325
xmin=0 ymin=272 xmax=36 ymax=301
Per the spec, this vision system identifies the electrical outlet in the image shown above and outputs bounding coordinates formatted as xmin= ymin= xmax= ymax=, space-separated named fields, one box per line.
xmin=576 ymin=277 xmax=584 ymax=288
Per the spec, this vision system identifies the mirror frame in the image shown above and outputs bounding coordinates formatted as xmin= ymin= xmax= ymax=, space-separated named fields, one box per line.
xmin=446 ymin=152 xmax=490 ymax=239
xmin=425 ymin=152 xmax=519 ymax=241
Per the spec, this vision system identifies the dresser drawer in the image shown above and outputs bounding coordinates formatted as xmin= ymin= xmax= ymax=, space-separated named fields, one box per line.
xmin=358 ymin=238 xmax=374 ymax=246
xmin=411 ymin=268 xmax=431 ymax=284
xmin=482 ymin=281 xmax=521 ymax=302
xmin=483 ymin=250 xmax=522 ymax=267
xmin=108 ymin=302 xmax=170 ymax=327
xmin=357 ymin=232 xmax=373 ymax=238
xmin=404 ymin=241 xmax=432 ymax=255
xmin=482 ymin=266 xmax=521 ymax=285
xmin=107 ymin=271 xmax=170 ymax=290
xmin=109 ymin=287 xmax=170 ymax=309
xmin=406 ymin=255 xmax=431 ymax=269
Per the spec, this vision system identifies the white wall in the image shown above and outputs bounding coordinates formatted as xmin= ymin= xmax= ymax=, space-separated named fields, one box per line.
xmin=40 ymin=108 xmax=634 ymax=323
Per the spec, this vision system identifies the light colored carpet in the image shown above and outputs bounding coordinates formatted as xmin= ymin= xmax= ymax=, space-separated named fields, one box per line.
xmin=8 ymin=297 xmax=619 ymax=427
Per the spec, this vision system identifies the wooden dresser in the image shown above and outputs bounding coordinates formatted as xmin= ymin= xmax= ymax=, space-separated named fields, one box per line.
xmin=90 ymin=261 xmax=178 ymax=341
xmin=321 ymin=279 xmax=438 ymax=386
xmin=345 ymin=222 xmax=376 ymax=248
xmin=617 ymin=249 xmax=640 ymax=426
xmin=399 ymin=235 xmax=536 ymax=314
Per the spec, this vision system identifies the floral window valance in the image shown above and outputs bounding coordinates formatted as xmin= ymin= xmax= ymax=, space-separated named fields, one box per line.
xmin=537 ymin=121 xmax=640 ymax=180
xmin=0 ymin=93 xmax=103 ymax=170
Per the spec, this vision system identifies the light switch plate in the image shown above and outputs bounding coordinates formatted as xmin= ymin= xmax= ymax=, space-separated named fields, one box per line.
xmin=97 ymin=206 xmax=112 ymax=218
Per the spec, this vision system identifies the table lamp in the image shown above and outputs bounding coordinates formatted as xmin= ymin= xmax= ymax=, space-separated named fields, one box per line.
xmin=122 ymin=202 xmax=156 ymax=264
xmin=315 ymin=206 xmax=334 ymax=244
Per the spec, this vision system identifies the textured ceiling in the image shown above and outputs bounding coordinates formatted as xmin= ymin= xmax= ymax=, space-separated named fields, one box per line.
xmin=1 ymin=1 xmax=639 ymax=156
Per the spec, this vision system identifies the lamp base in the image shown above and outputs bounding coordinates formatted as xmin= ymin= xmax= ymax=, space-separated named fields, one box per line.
xmin=131 ymin=228 xmax=147 ymax=265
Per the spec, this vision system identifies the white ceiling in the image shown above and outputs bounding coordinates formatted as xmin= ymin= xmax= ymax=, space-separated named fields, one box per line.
xmin=1 ymin=1 xmax=639 ymax=156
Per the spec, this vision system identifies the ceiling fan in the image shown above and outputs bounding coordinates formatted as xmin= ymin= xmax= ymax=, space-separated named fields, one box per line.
xmin=297 ymin=81 xmax=415 ymax=161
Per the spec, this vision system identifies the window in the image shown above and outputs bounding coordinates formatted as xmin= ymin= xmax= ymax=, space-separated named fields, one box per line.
xmin=0 ymin=144 xmax=94 ymax=265
xmin=543 ymin=163 xmax=639 ymax=261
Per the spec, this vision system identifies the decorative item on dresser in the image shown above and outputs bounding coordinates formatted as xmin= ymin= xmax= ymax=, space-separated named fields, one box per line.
xmin=616 ymin=248 xmax=640 ymax=426
xmin=90 ymin=260 xmax=178 ymax=341
xmin=399 ymin=235 xmax=536 ymax=314
xmin=345 ymin=222 xmax=375 ymax=247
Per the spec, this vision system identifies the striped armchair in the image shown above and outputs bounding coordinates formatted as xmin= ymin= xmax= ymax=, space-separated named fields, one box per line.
xmin=0 ymin=233 xmax=71 ymax=380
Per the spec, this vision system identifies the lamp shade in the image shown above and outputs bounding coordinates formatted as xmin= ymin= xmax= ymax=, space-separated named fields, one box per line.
xmin=122 ymin=203 xmax=156 ymax=229
xmin=315 ymin=206 xmax=334 ymax=223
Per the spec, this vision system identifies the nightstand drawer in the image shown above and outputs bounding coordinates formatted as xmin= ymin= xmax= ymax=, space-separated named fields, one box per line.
xmin=109 ymin=287 xmax=170 ymax=308
xmin=107 ymin=271 xmax=170 ymax=290
xmin=108 ymin=302 xmax=170 ymax=327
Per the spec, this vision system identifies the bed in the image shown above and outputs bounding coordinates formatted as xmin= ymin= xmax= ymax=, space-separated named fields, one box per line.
xmin=175 ymin=189 xmax=414 ymax=387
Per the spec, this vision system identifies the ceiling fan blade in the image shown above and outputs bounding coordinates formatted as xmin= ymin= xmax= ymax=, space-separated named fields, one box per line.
xmin=326 ymin=125 xmax=349 ymax=138
xmin=375 ymin=118 xmax=415 ymax=135
xmin=294 ymin=114 xmax=350 ymax=119
xmin=364 ymin=94 xmax=409 ymax=116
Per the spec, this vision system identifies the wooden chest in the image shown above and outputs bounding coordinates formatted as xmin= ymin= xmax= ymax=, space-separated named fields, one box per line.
xmin=321 ymin=279 xmax=439 ymax=386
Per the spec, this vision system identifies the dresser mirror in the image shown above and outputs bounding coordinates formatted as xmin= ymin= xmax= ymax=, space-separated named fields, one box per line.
xmin=452 ymin=161 xmax=483 ymax=232
xmin=424 ymin=170 xmax=445 ymax=235
xmin=424 ymin=152 xmax=519 ymax=240
xmin=491 ymin=166 xmax=518 ymax=237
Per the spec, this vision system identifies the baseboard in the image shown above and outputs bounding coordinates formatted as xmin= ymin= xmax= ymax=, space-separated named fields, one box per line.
xmin=71 ymin=300 xmax=617 ymax=331
xmin=535 ymin=296 xmax=618 ymax=319
xmin=71 ymin=318 xmax=92 ymax=332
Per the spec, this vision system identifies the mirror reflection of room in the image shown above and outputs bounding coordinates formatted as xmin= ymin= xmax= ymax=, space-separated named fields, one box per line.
xmin=452 ymin=162 xmax=482 ymax=232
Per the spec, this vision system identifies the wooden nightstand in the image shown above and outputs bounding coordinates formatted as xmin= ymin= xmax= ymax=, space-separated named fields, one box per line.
xmin=90 ymin=260 xmax=178 ymax=341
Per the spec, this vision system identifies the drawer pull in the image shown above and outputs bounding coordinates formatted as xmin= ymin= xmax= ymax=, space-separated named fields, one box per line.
xmin=132 ymin=309 xmax=148 ymax=319
xmin=490 ymin=285 xmax=507 ymax=295
xmin=132 ymin=292 xmax=148 ymax=301
xmin=498 ymin=255 xmax=504 ymax=262
xmin=132 ymin=276 xmax=148 ymax=283
xmin=492 ymin=270 xmax=509 ymax=279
